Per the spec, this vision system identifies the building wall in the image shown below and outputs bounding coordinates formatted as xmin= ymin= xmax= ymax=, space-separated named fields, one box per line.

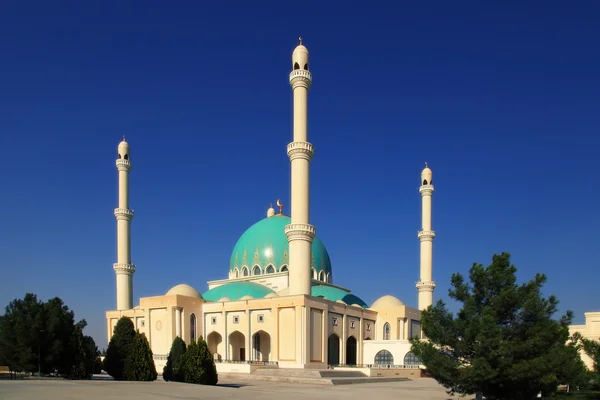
xmin=569 ymin=311 xmax=600 ymax=370
xmin=363 ymin=340 xmax=415 ymax=366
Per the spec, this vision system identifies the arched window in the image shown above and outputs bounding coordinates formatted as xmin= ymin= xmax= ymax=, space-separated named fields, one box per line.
xmin=423 ymin=179 xmax=428 ymax=185
xmin=253 ymin=265 xmax=261 ymax=275
xmin=374 ymin=350 xmax=394 ymax=365
xmin=190 ymin=313 xmax=196 ymax=342
xmin=403 ymin=352 xmax=421 ymax=366
xmin=294 ymin=62 xmax=300 ymax=70
xmin=124 ymin=154 xmax=129 ymax=160
xmin=319 ymin=270 xmax=325 ymax=281
xmin=266 ymin=265 xmax=275 ymax=274
xmin=242 ymin=266 xmax=249 ymax=276
xmin=234 ymin=268 xmax=239 ymax=278
xmin=304 ymin=63 xmax=309 ymax=70
xmin=326 ymin=273 xmax=331 ymax=283
xmin=312 ymin=268 xmax=317 ymax=279
xmin=383 ymin=322 xmax=390 ymax=340
xmin=280 ymin=265 xmax=288 ymax=272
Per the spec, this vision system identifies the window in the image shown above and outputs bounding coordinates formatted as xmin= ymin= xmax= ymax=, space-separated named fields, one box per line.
xmin=366 ymin=323 xmax=371 ymax=332
xmin=332 ymin=317 xmax=338 ymax=326
xmin=190 ymin=314 xmax=196 ymax=342
xmin=403 ymin=352 xmax=421 ymax=366
xmin=140 ymin=320 xmax=145 ymax=328
xmin=383 ymin=322 xmax=390 ymax=340
xmin=242 ymin=267 xmax=249 ymax=276
xmin=233 ymin=316 xmax=239 ymax=324
xmin=350 ymin=320 xmax=355 ymax=329
xmin=374 ymin=350 xmax=394 ymax=365
xmin=253 ymin=265 xmax=261 ymax=275
xmin=319 ymin=270 xmax=325 ymax=281
xmin=266 ymin=265 xmax=275 ymax=274
xmin=234 ymin=268 xmax=239 ymax=278
xmin=257 ymin=314 xmax=264 ymax=323
xmin=211 ymin=316 xmax=217 ymax=325
xmin=410 ymin=320 xmax=422 ymax=339
xmin=280 ymin=265 xmax=288 ymax=272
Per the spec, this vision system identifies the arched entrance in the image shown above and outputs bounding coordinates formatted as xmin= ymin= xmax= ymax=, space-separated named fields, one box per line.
xmin=207 ymin=331 xmax=222 ymax=361
xmin=228 ymin=331 xmax=245 ymax=361
xmin=346 ymin=336 xmax=357 ymax=365
xmin=327 ymin=334 xmax=340 ymax=366
xmin=252 ymin=330 xmax=271 ymax=361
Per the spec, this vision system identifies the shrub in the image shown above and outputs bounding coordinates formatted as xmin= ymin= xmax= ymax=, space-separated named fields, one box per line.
xmin=103 ymin=317 xmax=136 ymax=380
xmin=180 ymin=338 xmax=218 ymax=385
xmin=124 ymin=333 xmax=157 ymax=381
xmin=163 ymin=337 xmax=187 ymax=382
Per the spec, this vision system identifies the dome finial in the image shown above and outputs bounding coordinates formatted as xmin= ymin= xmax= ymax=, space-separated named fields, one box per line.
xmin=425 ymin=161 xmax=428 ymax=168
xmin=276 ymin=199 xmax=284 ymax=215
xmin=122 ymin=135 xmax=126 ymax=142
xmin=298 ymin=36 xmax=303 ymax=45
xmin=267 ymin=203 xmax=275 ymax=218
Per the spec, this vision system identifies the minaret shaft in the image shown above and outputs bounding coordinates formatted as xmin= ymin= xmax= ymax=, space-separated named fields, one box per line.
xmin=417 ymin=165 xmax=435 ymax=311
xmin=114 ymin=140 xmax=135 ymax=311
xmin=285 ymin=40 xmax=315 ymax=297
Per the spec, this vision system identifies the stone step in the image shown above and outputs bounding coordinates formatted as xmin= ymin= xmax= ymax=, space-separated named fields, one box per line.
xmin=252 ymin=368 xmax=365 ymax=378
xmin=219 ymin=372 xmax=409 ymax=385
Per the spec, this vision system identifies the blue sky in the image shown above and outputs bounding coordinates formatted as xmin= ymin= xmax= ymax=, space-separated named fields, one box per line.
xmin=1 ymin=1 xmax=598 ymax=349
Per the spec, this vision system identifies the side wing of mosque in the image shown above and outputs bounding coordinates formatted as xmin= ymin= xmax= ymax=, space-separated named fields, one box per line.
xmin=105 ymin=38 xmax=436 ymax=373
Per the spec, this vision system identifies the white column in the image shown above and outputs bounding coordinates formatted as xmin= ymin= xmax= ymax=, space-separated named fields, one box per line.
xmin=285 ymin=39 xmax=315 ymax=296
xmin=400 ymin=318 xmax=405 ymax=340
xmin=417 ymin=164 xmax=436 ymax=310
xmin=113 ymin=138 xmax=136 ymax=311
xmin=175 ymin=308 xmax=182 ymax=338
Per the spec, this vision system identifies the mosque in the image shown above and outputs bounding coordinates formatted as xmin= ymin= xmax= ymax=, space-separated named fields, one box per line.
xmin=105 ymin=38 xmax=436 ymax=373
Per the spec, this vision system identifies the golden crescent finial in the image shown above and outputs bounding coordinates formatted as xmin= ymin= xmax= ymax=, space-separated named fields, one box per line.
xmin=276 ymin=199 xmax=284 ymax=215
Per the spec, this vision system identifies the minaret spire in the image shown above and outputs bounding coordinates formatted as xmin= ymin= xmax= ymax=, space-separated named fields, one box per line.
xmin=285 ymin=38 xmax=315 ymax=296
xmin=417 ymin=163 xmax=436 ymax=310
xmin=113 ymin=138 xmax=136 ymax=310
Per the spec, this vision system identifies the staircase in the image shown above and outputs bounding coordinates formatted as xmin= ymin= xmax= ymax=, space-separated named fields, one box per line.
xmin=219 ymin=367 xmax=410 ymax=385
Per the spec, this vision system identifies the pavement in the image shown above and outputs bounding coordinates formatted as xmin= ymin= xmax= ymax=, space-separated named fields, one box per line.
xmin=0 ymin=375 xmax=462 ymax=400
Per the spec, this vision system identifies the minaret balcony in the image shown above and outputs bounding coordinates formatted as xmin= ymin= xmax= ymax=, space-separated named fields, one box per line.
xmin=418 ymin=230 xmax=435 ymax=240
xmin=285 ymin=223 xmax=316 ymax=242
xmin=416 ymin=280 xmax=436 ymax=292
xmin=287 ymin=141 xmax=314 ymax=161
xmin=113 ymin=263 xmax=136 ymax=275
xmin=116 ymin=159 xmax=132 ymax=172
xmin=289 ymin=69 xmax=312 ymax=88
xmin=419 ymin=184 xmax=434 ymax=195
xmin=114 ymin=208 xmax=134 ymax=221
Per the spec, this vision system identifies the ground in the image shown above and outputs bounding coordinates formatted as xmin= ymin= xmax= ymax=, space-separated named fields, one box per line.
xmin=0 ymin=376 xmax=459 ymax=400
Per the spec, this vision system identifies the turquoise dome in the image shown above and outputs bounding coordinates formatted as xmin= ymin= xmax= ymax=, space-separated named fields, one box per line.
xmin=203 ymin=281 xmax=276 ymax=302
xmin=311 ymin=285 xmax=368 ymax=308
xmin=230 ymin=215 xmax=332 ymax=279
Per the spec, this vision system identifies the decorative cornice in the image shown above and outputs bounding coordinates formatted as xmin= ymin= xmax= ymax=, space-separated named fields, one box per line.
xmin=419 ymin=184 xmax=434 ymax=196
xmin=285 ymin=223 xmax=316 ymax=242
xmin=418 ymin=230 xmax=435 ymax=241
xmin=116 ymin=159 xmax=132 ymax=172
xmin=113 ymin=263 xmax=136 ymax=275
xmin=416 ymin=280 xmax=436 ymax=292
xmin=289 ymin=69 xmax=312 ymax=89
xmin=287 ymin=141 xmax=314 ymax=161
xmin=114 ymin=208 xmax=134 ymax=221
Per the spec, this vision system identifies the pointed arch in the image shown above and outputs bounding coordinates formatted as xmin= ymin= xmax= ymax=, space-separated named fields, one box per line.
xmin=311 ymin=268 xmax=317 ymax=279
xmin=234 ymin=267 xmax=239 ymax=278
xmin=319 ymin=270 xmax=325 ymax=281
xmin=327 ymin=333 xmax=340 ymax=366
xmin=252 ymin=265 xmax=262 ymax=275
xmin=265 ymin=264 xmax=275 ymax=274
xmin=207 ymin=331 xmax=222 ymax=361
xmin=228 ymin=331 xmax=246 ymax=361
xmin=242 ymin=266 xmax=249 ymax=276
xmin=252 ymin=330 xmax=271 ymax=361
xmin=190 ymin=313 xmax=197 ymax=342
xmin=383 ymin=322 xmax=391 ymax=340
xmin=280 ymin=265 xmax=289 ymax=273
xmin=346 ymin=336 xmax=357 ymax=365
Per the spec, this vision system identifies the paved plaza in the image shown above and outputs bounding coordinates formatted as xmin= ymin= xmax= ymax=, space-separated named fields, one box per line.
xmin=0 ymin=376 xmax=463 ymax=400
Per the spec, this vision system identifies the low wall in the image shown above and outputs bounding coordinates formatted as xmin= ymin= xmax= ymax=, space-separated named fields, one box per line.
xmin=335 ymin=366 xmax=423 ymax=378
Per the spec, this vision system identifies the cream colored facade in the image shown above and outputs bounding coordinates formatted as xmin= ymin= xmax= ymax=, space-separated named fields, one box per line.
xmin=106 ymin=38 xmax=434 ymax=373
xmin=569 ymin=312 xmax=600 ymax=370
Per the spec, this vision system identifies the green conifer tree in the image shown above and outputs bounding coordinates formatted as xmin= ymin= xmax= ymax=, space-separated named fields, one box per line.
xmin=103 ymin=317 xmax=136 ymax=380
xmin=163 ymin=336 xmax=187 ymax=382
xmin=197 ymin=337 xmax=218 ymax=385
xmin=124 ymin=333 xmax=157 ymax=381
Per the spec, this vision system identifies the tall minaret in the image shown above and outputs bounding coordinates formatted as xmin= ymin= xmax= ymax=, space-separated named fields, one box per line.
xmin=113 ymin=137 xmax=136 ymax=310
xmin=285 ymin=37 xmax=315 ymax=296
xmin=417 ymin=163 xmax=436 ymax=310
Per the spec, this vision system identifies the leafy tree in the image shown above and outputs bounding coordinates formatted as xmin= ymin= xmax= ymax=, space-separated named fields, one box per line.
xmin=163 ymin=336 xmax=187 ymax=382
xmin=103 ymin=317 xmax=136 ymax=380
xmin=124 ymin=333 xmax=157 ymax=381
xmin=180 ymin=338 xmax=218 ymax=385
xmin=411 ymin=253 xmax=584 ymax=400
xmin=0 ymin=293 xmax=99 ymax=378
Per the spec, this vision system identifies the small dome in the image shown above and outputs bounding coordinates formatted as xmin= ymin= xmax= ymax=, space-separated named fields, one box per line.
xmin=240 ymin=295 xmax=254 ymax=300
xmin=370 ymin=295 xmax=405 ymax=309
xmin=166 ymin=284 xmax=202 ymax=298
xmin=203 ymin=281 xmax=276 ymax=302
xmin=421 ymin=162 xmax=432 ymax=185
xmin=267 ymin=205 xmax=275 ymax=218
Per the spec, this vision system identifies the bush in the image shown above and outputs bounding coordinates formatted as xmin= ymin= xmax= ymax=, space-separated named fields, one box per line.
xmin=103 ymin=317 xmax=136 ymax=380
xmin=163 ymin=337 xmax=187 ymax=382
xmin=180 ymin=337 xmax=218 ymax=385
xmin=124 ymin=333 xmax=157 ymax=381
